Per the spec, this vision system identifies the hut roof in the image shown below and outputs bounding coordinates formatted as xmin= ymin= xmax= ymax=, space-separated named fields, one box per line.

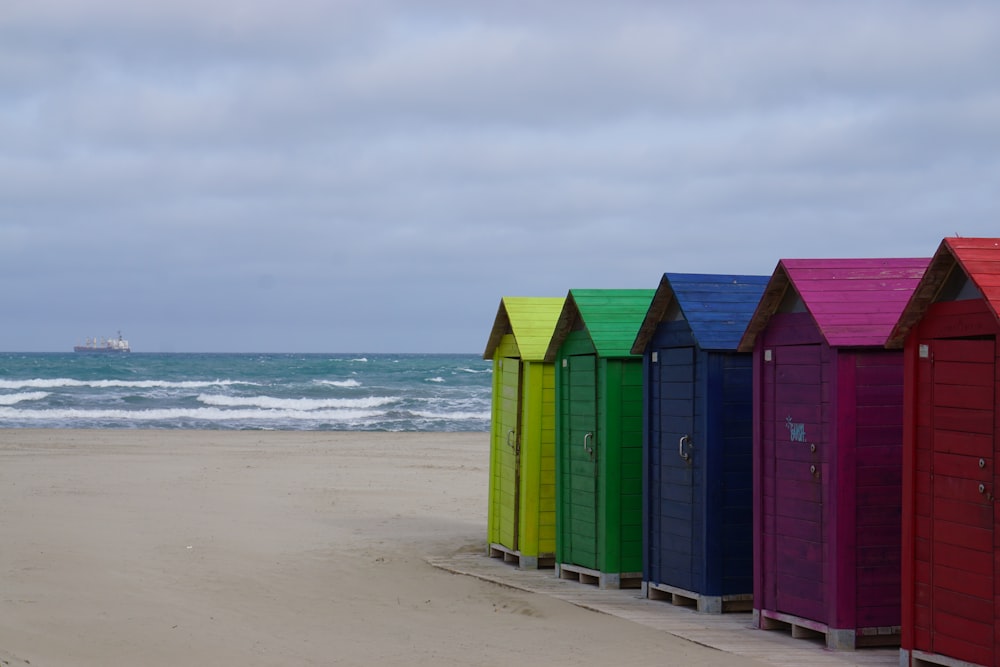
xmin=544 ymin=289 xmax=656 ymax=362
xmin=737 ymin=257 xmax=929 ymax=352
xmin=631 ymin=273 xmax=770 ymax=354
xmin=482 ymin=297 xmax=565 ymax=361
xmin=887 ymin=237 xmax=1000 ymax=348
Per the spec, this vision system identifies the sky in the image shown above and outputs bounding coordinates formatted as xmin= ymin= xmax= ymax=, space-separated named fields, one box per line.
xmin=2 ymin=1 xmax=999 ymax=353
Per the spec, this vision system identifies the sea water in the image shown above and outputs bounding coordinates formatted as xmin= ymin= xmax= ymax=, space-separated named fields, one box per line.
xmin=0 ymin=353 xmax=493 ymax=431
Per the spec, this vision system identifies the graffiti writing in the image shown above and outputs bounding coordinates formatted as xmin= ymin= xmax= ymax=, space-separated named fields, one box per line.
xmin=786 ymin=416 xmax=807 ymax=443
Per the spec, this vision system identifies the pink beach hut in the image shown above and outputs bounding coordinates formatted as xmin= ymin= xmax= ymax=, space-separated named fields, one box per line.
xmin=737 ymin=257 xmax=929 ymax=650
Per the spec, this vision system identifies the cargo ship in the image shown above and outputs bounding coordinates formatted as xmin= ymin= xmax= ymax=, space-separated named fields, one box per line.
xmin=74 ymin=331 xmax=131 ymax=353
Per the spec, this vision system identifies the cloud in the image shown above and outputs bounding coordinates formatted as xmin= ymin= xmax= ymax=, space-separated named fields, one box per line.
xmin=0 ymin=1 xmax=998 ymax=351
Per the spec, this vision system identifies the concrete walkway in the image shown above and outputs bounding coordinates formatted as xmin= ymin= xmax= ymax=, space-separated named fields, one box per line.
xmin=428 ymin=552 xmax=899 ymax=667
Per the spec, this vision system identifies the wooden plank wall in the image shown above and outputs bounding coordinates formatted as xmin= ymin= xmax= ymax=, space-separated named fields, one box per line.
xmin=756 ymin=312 xmax=827 ymax=622
xmin=715 ymin=351 xmax=754 ymax=597
xmin=555 ymin=330 xmax=599 ymax=569
xmin=647 ymin=326 xmax=699 ymax=590
xmin=598 ymin=357 xmax=645 ymax=575
xmin=537 ymin=361 xmax=557 ymax=555
xmin=519 ymin=359 xmax=557 ymax=558
xmin=851 ymin=350 xmax=904 ymax=630
xmin=903 ymin=298 xmax=999 ymax=667
xmin=645 ymin=319 xmax=754 ymax=599
xmin=487 ymin=334 xmax=520 ymax=549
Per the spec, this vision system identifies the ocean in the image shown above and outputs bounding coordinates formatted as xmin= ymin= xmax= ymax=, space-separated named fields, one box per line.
xmin=0 ymin=353 xmax=493 ymax=431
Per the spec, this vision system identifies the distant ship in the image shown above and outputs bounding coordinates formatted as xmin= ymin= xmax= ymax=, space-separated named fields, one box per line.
xmin=74 ymin=331 xmax=131 ymax=353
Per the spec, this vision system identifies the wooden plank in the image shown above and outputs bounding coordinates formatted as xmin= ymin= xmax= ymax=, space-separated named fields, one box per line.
xmin=931 ymin=475 xmax=992 ymax=507
xmin=791 ymin=260 xmax=928 ymax=276
xmin=932 ymin=453 xmax=991 ymax=483
xmin=931 ymin=541 xmax=993 ymax=584
xmin=933 ymin=338 xmax=996 ymax=363
xmin=857 ymin=545 xmax=901 ymax=568
xmin=763 ymin=476 xmax=821 ymax=503
xmin=775 ymin=575 xmax=825 ymax=621
xmin=931 ymin=405 xmax=995 ymax=435
xmin=775 ymin=513 xmax=823 ymax=544
xmin=930 ymin=611 xmax=993 ymax=666
xmin=932 ymin=562 xmax=993 ymax=598
xmin=774 ymin=457 xmax=822 ymax=482
xmin=910 ymin=300 xmax=997 ymax=341
xmin=932 ymin=429 xmax=993 ymax=458
xmin=853 ymin=443 xmax=902 ymax=467
xmin=856 ymin=604 xmax=902 ymax=629
xmin=932 ymin=516 xmax=992 ymax=550
xmin=932 ymin=361 xmax=993 ymax=389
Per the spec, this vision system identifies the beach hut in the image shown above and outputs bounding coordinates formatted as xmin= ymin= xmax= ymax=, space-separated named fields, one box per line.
xmin=631 ymin=272 xmax=769 ymax=613
xmin=484 ymin=296 xmax=565 ymax=569
xmin=545 ymin=288 xmax=655 ymax=589
xmin=737 ymin=257 xmax=929 ymax=650
xmin=886 ymin=238 xmax=1000 ymax=667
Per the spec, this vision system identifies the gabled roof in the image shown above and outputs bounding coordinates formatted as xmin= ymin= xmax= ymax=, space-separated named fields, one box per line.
xmin=482 ymin=297 xmax=565 ymax=361
xmin=631 ymin=273 xmax=770 ymax=354
xmin=544 ymin=289 xmax=656 ymax=362
xmin=737 ymin=257 xmax=930 ymax=352
xmin=887 ymin=237 xmax=1000 ymax=348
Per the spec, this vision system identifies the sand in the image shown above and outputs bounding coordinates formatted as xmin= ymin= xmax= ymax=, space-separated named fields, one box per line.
xmin=0 ymin=430 xmax=767 ymax=666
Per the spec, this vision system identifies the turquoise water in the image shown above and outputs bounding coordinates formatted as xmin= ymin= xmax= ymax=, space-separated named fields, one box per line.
xmin=0 ymin=353 xmax=492 ymax=431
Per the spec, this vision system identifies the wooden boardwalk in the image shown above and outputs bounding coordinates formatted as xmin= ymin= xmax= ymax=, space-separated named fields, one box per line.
xmin=428 ymin=552 xmax=899 ymax=667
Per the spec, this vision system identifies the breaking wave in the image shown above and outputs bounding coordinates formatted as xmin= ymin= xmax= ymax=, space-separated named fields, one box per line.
xmin=0 ymin=352 xmax=493 ymax=431
xmin=0 ymin=378 xmax=250 ymax=390
xmin=197 ymin=394 xmax=397 ymax=410
xmin=0 ymin=391 xmax=50 ymax=405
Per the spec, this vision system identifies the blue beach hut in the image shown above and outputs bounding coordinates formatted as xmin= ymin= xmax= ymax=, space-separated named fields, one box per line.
xmin=631 ymin=272 xmax=768 ymax=612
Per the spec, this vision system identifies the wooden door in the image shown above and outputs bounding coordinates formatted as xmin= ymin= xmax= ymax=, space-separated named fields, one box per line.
xmin=916 ymin=337 xmax=995 ymax=666
xmin=495 ymin=357 xmax=522 ymax=550
xmin=564 ymin=353 xmax=598 ymax=569
xmin=651 ymin=346 xmax=696 ymax=590
xmin=764 ymin=343 xmax=825 ymax=621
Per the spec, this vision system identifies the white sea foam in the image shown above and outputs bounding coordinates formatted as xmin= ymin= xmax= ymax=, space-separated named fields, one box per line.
xmin=0 ymin=406 xmax=384 ymax=423
xmin=0 ymin=391 xmax=49 ymax=405
xmin=0 ymin=352 xmax=492 ymax=431
xmin=410 ymin=410 xmax=491 ymax=421
xmin=197 ymin=394 xmax=397 ymax=410
xmin=317 ymin=379 xmax=361 ymax=388
xmin=0 ymin=378 xmax=252 ymax=390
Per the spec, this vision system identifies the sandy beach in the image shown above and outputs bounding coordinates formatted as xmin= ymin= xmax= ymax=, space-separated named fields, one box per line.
xmin=0 ymin=430 xmax=769 ymax=666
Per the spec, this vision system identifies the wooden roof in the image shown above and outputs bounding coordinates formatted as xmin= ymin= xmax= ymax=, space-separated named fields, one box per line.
xmin=482 ymin=297 xmax=565 ymax=361
xmin=544 ymin=289 xmax=656 ymax=362
xmin=631 ymin=273 xmax=769 ymax=354
xmin=886 ymin=237 xmax=1000 ymax=348
xmin=737 ymin=257 xmax=930 ymax=352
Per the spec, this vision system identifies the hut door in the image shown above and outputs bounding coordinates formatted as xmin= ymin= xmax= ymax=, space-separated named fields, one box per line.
xmin=565 ymin=353 xmax=599 ymax=569
xmin=654 ymin=346 xmax=696 ymax=590
xmin=765 ymin=343 xmax=825 ymax=622
xmin=496 ymin=357 xmax=523 ymax=551
xmin=918 ymin=337 xmax=995 ymax=665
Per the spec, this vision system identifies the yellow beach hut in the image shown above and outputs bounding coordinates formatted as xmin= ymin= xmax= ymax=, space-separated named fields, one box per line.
xmin=483 ymin=296 xmax=565 ymax=568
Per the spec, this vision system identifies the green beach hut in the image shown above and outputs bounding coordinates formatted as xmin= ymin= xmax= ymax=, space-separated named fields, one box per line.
xmin=483 ymin=297 xmax=565 ymax=568
xmin=545 ymin=288 xmax=655 ymax=589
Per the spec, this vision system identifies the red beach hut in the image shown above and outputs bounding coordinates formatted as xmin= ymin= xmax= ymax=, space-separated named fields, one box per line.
xmin=887 ymin=238 xmax=1000 ymax=667
xmin=738 ymin=257 xmax=929 ymax=650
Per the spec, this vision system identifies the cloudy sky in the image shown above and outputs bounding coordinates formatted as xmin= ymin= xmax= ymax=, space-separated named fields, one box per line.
xmin=3 ymin=1 xmax=998 ymax=353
